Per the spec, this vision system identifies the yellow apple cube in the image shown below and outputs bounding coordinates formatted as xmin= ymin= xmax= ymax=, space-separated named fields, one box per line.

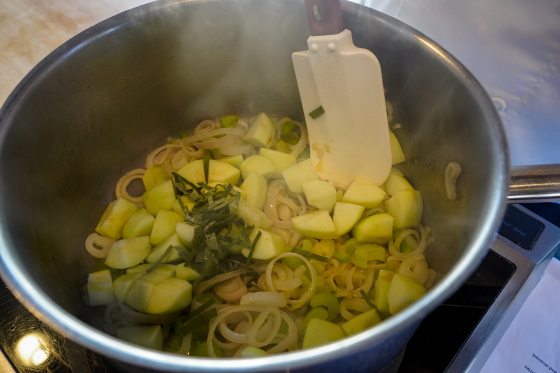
xmin=104 ymin=236 xmax=151 ymax=269
xmin=259 ymin=147 xmax=297 ymax=177
xmin=95 ymin=198 xmax=138 ymax=240
xmin=177 ymin=159 xmax=204 ymax=185
xmin=143 ymin=180 xmax=176 ymax=215
xmin=240 ymin=171 xmax=268 ymax=209
xmin=291 ymin=210 xmax=338 ymax=239
xmin=302 ymin=319 xmax=345 ymax=349
xmin=240 ymin=155 xmax=276 ymax=179
xmin=244 ymin=112 xmax=275 ymax=147
xmin=237 ymin=201 xmax=273 ymax=229
xmin=385 ymin=190 xmax=423 ymax=229
xmin=150 ymin=210 xmax=184 ymax=246
xmin=302 ymin=180 xmax=337 ymax=211
xmin=387 ymin=273 xmax=426 ymax=314
xmin=208 ymin=159 xmax=240 ymax=185
xmin=352 ymin=213 xmax=394 ymax=244
xmin=143 ymin=165 xmax=170 ymax=191
xmin=332 ymin=202 xmax=365 ymax=235
xmin=122 ymin=208 xmax=155 ymax=239
xmin=385 ymin=173 xmax=414 ymax=196
xmin=281 ymin=159 xmax=319 ymax=194
xmin=117 ymin=325 xmax=163 ymax=350
xmin=87 ymin=269 xmax=114 ymax=306
xmin=342 ymin=177 xmax=386 ymax=208
xmin=241 ymin=228 xmax=287 ymax=260
xmin=390 ymin=131 xmax=405 ymax=165
xmin=341 ymin=309 xmax=381 ymax=336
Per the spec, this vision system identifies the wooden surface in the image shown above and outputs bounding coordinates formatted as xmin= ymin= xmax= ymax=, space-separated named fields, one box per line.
xmin=0 ymin=0 xmax=153 ymax=105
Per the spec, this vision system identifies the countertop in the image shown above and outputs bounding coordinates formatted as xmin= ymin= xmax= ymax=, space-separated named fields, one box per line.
xmin=0 ymin=0 xmax=151 ymax=104
xmin=2 ymin=0 xmax=560 ymax=167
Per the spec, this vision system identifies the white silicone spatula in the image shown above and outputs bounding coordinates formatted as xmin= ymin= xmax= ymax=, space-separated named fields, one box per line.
xmin=292 ymin=0 xmax=392 ymax=188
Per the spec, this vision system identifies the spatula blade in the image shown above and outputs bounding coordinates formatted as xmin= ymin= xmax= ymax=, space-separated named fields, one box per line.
xmin=292 ymin=30 xmax=392 ymax=188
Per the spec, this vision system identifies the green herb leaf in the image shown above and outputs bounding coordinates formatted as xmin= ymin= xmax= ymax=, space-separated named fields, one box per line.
xmin=246 ymin=230 xmax=262 ymax=263
xmin=359 ymin=289 xmax=377 ymax=310
xmin=308 ymin=105 xmax=325 ymax=119
xmin=174 ymin=298 xmax=218 ymax=336
xmin=292 ymin=248 xmax=330 ymax=263
xmin=172 ymin=172 xmax=198 ymax=193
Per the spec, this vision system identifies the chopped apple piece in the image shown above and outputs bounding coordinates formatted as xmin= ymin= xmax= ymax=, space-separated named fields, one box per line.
xmin=240 ymin=155 xmax=276 ymax=179
xmin=141 ymin=266 xmax=176 ymax=283
xmin=143 ymin=165 xmax=170 ymax=191
xmin=240 ymin=171 xmax=267 ymax=209
xmin=389 ymin=131 xmax=405 ymax=165
xmin=117 ymin=325 xmax=164 ymax=350
xmin=146 ymin=233 xmax=182 ymax=263
xmin=122 ymin=208 xmax=155 ymax=239
xmin=144 ymin=277 xmax=193 ymax=314
xmin=150 ymin=210 xmax=184 ymax=246
xmin=177 ymin=159 xmax=205 ymax=185
xmin=374 ymin=270 xmax=394 ymax=314
xmin=332 ymin=202 xmax=365 ymax=235
xmin=113 ymin=272 xmax=142 ymax=302
xmin=237 ymin=201 xmax=273 ymax=229
xmin=174 ymin=264 xmax=200 ymax=281
xmin=143 ymin=180 xmax=176 ymax=215
xmin=125 ymin=278 xmax=156 ymax=311
xmin=241 ymin=228 xmax=286 ymax=260
xmin=87 ymin=269 xmax=114 ymax=306
xmin=342 ymin=177 xmax=386 ymax=208
xmin=219 ymin=154 xmax=244 ymax=168
xmin=302 ymin=180 xmax=337 ymax=211
xmin=385 ymin=190 xmax=423 ymax=229
xmin=281 ymin=159 xmax=319 ymax=194
xmin=291 ymin=210 xmax=338 ymax=239
xmin=387 ymin=273 xmax=426 ymax=314
xmin=302 ymin=319 xmax=345 ymax=349
xmin=353 ymin=213 xmax=394 ymax=244
xmin=208 ymin=159 xmax=240 ymax=185
xmin=244 ymin=112 xmax=275 ymax=147
xmin=126 ymin=263 xmax=151 ymax=274
xmin=341 ymin=309 xmax=381 ymax=336
xmin=95 ymin=198 xmax=138 ymax=240
xmin=104 ymin=236 xmax=151 ymax=269
xmin=176 ymin=221 xmax=196 ymax=246
xmin=385 ymin=173 xmax=414 ymax=196
xmin=259 ymin=148 xmax=297 ymax=177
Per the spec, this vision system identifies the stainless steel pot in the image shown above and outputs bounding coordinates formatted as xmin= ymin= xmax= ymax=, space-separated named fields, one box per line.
xmin=0 ymin=0 xmax=555 ymax=371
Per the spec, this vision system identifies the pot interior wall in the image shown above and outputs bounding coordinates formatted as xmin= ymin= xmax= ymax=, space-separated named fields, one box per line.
xmin=0 ymin=0 xmax=503 ymax=338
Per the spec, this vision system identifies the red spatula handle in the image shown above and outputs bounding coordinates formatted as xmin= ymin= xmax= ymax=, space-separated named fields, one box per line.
xmin=305 ymin=0 xmax=345 ymax=36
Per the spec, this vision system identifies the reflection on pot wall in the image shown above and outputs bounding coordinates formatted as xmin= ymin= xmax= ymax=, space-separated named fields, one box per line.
xmin=354 ymin=0 xmax=560 ymax=167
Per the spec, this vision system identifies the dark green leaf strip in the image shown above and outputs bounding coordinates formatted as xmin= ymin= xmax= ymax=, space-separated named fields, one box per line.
xmin=203 ymin=157 xmax=210 ymax=184
xmin=246 ymin=230 xmax=262 ymax=263
xmin=292 ymin=248 xmax=330 ymax=263
xmin=308 ymin=105 xmax=325 ymax=119
xmin=359 ymin=289 xmax=377 ymax=310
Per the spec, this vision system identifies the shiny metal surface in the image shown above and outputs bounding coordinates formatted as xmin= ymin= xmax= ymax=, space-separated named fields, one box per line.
xmin=356 ymin=0 xmax=560 ymax=168
xmin=509 ymin=164 xmax=560 ymax=202
xmin=0 ymin=0 xmax=509 ymax=371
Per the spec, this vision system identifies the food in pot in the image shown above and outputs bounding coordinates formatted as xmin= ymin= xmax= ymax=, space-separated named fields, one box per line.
xmin=84 ymin=112 xmax=436 ymax=356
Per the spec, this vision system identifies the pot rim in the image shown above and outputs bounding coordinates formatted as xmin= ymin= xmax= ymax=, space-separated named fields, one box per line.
xmin=0 ymin=0 xmax=509 ymax=371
